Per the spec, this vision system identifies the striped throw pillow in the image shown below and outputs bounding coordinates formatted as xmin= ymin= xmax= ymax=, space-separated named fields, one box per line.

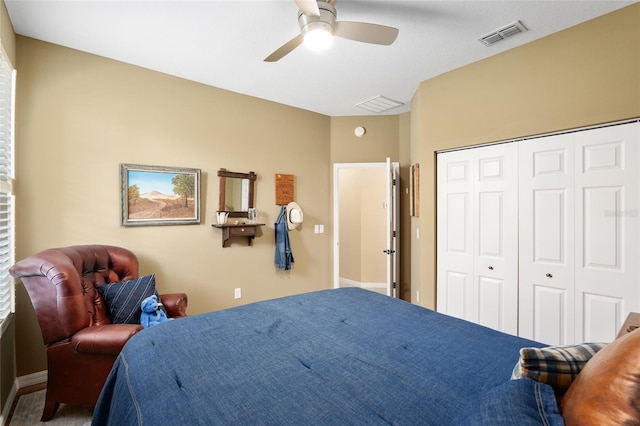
xmin=511 ymin=342 xmax=607 ymax=394
xmin=97 ymin=274 xmax=160 ymax=324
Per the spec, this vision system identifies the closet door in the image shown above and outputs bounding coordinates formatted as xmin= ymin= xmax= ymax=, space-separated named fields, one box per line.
xmin=520 ymin=122 xmax=640 ymax=345
xmin=437 ymin=143 xmax=518 ymax=335
xmin=437 ymin=151 xmax=474 ymax=321
xmin=574 ymin=123 xmax=640 ymax=343
xmin=519 ymin=135 xmax=575 ymax=345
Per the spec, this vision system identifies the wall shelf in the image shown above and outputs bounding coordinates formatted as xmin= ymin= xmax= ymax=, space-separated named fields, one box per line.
xmin=212 ymin=222 xmax=265 ymax=247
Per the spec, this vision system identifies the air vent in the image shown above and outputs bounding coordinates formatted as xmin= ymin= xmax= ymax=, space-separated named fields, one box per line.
xmin=355 ymin=95 xmax=404 ymax=113
xmin=479 ymin=21 xmax=527 ymax=46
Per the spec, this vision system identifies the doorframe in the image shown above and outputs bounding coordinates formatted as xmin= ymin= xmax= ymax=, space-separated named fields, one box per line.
xmin=333 ymin=160 xmax=399 ymax=296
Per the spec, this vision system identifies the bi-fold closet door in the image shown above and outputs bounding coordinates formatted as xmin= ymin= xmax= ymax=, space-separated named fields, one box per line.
xmin=436 ymin=143 xmax=519 ymax=336
xmin=519 ymin=122 xmax=640 ymax=345
xmin=437 ymin=121 xmax=640 ymax=344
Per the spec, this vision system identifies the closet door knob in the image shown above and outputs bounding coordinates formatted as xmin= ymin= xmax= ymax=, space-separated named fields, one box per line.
xmin=546 ymin=273 xmax=553 ymax=278
xmin=488 ymin=266 xmax=494 ymax=270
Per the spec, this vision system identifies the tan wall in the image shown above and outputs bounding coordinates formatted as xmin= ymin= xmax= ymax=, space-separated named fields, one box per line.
xmin=360 ymin=168 xmax=386 ymax=283
xmin=0 ymin=0 xmax=14 ymax=64
xmin=411 ymin=3 xmax=640 ymax=309
xmin=337 ymin=167 xmax=387 ymax=285
xmin=397 ymin=113 xmax=411 ymax=301
xmin=330 ymin=116 xmax=401 ymax=164
xmin=14 ymin=36 xmax=333 ymax=376
xmin=338 ymin=168 xmax=361 ymax=281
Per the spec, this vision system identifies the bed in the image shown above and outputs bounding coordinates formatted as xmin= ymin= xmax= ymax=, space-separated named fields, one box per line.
xmin=92 ymin=287 xmax=565 ymax=425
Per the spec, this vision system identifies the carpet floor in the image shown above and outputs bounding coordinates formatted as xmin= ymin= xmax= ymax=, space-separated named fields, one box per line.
xmin=9 ymin=390 xmax=93 ymax=426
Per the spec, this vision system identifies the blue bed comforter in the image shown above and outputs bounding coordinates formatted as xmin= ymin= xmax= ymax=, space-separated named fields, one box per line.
xmin=92 ymin=288 xmax=563 ymax=425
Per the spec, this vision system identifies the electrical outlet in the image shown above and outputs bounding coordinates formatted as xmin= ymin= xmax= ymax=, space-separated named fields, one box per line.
xmin=416 ymin=228 xmax=420 ymax=239
xmin=234 ymin=288 xmax=242 ymax=299
xmin=416 ymin=290 xmax=420 ymax=303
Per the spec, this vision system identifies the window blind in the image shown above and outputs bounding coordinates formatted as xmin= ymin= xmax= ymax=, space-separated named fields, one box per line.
xmin=0 ymin=48 xmax=15 ymax=324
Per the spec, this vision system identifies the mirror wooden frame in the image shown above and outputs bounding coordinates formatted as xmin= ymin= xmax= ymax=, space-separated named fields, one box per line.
xmin=218 ymin=168 xmax=257 ymax=218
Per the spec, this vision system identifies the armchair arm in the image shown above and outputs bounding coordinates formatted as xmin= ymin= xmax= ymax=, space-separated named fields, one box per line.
xmin=71 ymin=324 xmax=143 ymax=355
xmin=160 ymin=293 xmax=188 ymax=318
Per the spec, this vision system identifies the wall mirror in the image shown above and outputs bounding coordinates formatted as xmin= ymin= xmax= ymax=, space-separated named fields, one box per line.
xmin=218 ymin=168 xmax=256 ymax=218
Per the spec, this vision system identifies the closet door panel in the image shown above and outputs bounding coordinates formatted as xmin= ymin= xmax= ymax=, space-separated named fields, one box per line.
xmin=437 ymin=153 xmax=474 ymax=320
xmin=582 ymin=186 xmax=621 ymax=268
xmin=437 ymin=144 xmax=518 ymax=335
xmin=583 ymin=293 xmax=623 ymax=342
xmin=574 ymin=122 xmax=640 ymax=343
xmin=477 ymin=276 xmax=505 ymax=331
xmin=534 ymin=285 xmax=568 ymax=345
xmin=533 ymin=189 xmax=567 ymax=263
xmin=443 ymin=272 xmax=468 ymax=318
xmin=474 ymin=144 xmax=518 ymax=335
xmin=519 ymin=135 xmax=575 ymax=345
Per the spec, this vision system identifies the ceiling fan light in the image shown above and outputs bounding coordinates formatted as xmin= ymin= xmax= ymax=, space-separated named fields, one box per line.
xmin=304 ymin=28 xmax=333 ymax=51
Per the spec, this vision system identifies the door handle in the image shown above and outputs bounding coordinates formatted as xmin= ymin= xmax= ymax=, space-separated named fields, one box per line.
xmin=546 ymin=273 xmax=553 ymax=278
xmin=488 ymin=266 xmax=494 ymax=270
xmin=383 ymin=249 xmax=396 ymax=254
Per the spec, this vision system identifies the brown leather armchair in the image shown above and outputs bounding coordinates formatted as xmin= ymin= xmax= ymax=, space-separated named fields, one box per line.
xmin=10 ymin=245 xmax=187 ymax=421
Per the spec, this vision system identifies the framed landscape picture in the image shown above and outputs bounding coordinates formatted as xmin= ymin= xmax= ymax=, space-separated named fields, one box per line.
xmin=121 ymin=164 xmax=201 ymax=226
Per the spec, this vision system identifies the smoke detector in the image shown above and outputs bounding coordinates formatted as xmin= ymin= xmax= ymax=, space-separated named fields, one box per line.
xmin=479 ymin=21 xmax=527 ymax=46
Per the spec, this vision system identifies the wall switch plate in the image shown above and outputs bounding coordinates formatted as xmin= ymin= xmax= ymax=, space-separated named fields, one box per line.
xmin=234 ymin=288 xmax=241 ymax=299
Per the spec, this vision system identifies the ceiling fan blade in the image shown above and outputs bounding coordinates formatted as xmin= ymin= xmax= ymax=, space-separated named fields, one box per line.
xmin=335 ymin=21 xmax=399 ymax=45
xmin=295 ymin=0 xmax=320 ymax=17
xmin=264 ymin=34 xmax=305 ymax=62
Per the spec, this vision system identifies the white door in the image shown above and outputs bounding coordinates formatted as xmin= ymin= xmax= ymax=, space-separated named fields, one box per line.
xmin=474 ymin=144 xmax=519 ymax=334
xmin=519 ymin=134 xmax=576 ymax=345
xmin=437 ymin=143 xmax=519 ymax=335
xmin=385 ymin=158 xmax=400 ymax=297
xmin=437 ymin=152 xmax=474 ymax=320
xmin=333 ymin=160 xmax=400 ymax=298
xmin=519 ymin=122 xmax=640 ymax=345
xmin=574 ymin=123 xmax=640 ymax=343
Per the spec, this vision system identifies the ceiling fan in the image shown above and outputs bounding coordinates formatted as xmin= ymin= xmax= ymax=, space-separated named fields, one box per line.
xmin=264 ymin=0 xmax=399 ymax=62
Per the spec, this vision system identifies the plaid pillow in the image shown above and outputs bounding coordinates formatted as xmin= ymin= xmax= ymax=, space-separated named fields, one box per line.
xmin=511 ymin=342 xmax=607 ymax=394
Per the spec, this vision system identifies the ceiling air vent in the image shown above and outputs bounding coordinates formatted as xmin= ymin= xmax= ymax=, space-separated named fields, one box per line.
xmin=479 ymin=21 xmax=527 ymax=46
xmin=356 ymin=95 xmax=404 ymax=113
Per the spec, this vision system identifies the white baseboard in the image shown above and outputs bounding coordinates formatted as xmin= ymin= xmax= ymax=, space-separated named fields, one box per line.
xmin=0 ymin=381 xmax=17 ymax=426
xmin=339 ymin=277 xmax=360 ymax=288
xmin=339 ymin=278 xmax=386 ymax=289
xmin=17 ymin=370 xmax=47 ymax=388
xmin=0 ymin=371 xmax=46 ymax=426
xmin=361 ymin=282 xmax=386 ymax=289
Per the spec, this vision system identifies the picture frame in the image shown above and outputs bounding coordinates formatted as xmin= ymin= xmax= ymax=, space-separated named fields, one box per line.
xmin=410 ymin=163 xmax=420 ymax=217
xmin=121 ymin=163 xmax=201 ymax=226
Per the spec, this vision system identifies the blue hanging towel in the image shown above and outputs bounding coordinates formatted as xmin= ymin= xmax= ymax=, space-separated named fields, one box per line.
xmin=275 ymin=205 xmax=294 ymax=270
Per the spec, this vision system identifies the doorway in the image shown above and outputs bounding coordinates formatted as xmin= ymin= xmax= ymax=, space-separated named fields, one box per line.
xmin=333 ymin=159 xmax=399 ymax=297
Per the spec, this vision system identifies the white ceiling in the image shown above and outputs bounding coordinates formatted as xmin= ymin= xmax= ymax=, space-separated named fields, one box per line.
xmin=5 ymin=0 xmax=637 ymax=116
